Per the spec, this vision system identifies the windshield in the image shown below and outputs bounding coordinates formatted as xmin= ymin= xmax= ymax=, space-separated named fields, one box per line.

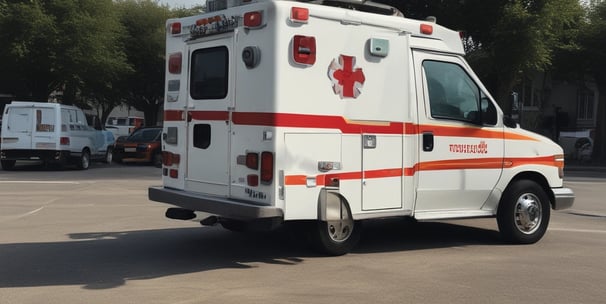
xmin=127 ymin=128 xmax=161 ymax=142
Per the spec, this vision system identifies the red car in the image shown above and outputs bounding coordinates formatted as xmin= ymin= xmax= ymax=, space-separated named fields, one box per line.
xmin=112 ymin=127 xmax=162 ymax=167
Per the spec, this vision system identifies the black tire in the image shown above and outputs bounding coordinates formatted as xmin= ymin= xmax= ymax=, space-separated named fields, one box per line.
xmin=113 ymin=150 xmax=122 ymax=163
xmin=497 ymin=180 xmax=551 ymax=244
xmin=310 ymin=220 xmax=361 ymax=256
xmin=152 ymin=151 xmax=162 ymax=168
xmin=220 ymin=219 xmax=249 ymax=232
xmin=1 ymin=160 xmax=16 ymax=171
xmin=104 ymin=147 xmax=113 ymax=164
xmin=308 ymin=195 xmax=361 ymax=256
xmin=77 ymin=149 xmax=91 ymax=170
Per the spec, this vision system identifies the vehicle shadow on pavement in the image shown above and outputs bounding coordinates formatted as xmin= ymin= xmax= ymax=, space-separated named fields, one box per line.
xmin=0 ymin=220 xmax=499 ymax=290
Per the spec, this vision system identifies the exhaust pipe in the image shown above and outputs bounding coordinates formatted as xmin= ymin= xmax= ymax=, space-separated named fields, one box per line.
xmin=165 ymin=208 xmax=196 ymax=220
xmin=200 ymin=216 xmax=218 ymax=226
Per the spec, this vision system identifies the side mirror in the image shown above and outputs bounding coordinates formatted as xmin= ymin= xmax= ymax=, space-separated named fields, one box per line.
xmin=480 ymin=98 xmax=498 ymax=125
xmin=503 ymin=116 xmax=517 ymax=128
xmin=466 ymin=111 xmax=481 ymax=124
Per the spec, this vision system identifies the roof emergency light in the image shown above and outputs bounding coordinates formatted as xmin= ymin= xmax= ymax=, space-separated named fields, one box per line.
xmin=420 ymin=24 xmax=433 ymax=35
xmin=290 ymin=7 xmax=309 ymax=23
xmin=244 ymin=11 xmax=263 ymax=28
xmin=171 ymin=22 xmax=181 ymax=35
xmin=293 ymin=35 xmax=316 ymax=65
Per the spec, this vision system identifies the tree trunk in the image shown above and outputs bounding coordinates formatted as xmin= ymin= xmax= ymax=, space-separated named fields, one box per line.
xmin=591 ymin=76 xmax=606 ymax=164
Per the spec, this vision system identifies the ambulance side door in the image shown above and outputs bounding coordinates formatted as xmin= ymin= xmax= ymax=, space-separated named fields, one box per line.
xmin=412 ymin=50 xmax=503 ymax=214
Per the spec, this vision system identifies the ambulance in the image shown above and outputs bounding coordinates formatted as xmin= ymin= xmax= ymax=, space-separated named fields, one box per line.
xmin=148 ymin=0 xmax=575 ymax=255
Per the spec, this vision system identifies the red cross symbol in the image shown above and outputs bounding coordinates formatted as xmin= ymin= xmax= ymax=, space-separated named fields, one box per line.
xmin=328 ymin=55 xmax=365 ymax=99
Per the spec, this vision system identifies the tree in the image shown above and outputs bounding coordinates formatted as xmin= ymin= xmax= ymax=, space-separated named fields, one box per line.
xmin=578 ymin=2 xmax=606 ymax=162
xmin=0 ymin=0 xmax=131 ymax=113
xmin=48 ymin=0 xmax=131 ymax=109
xmin=113 ymin=0 xmax=173 ymax=126
xmin=378 ymin=0 xmax=583 ymax=113
xmin=0 ymin=0 xmax=58 ymax=99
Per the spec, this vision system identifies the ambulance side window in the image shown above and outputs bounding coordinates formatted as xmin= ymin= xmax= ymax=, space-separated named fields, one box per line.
xmin=423 ymin=60 xmax=482 ymax=124
xmin=190 ymin=46 xmax=228 ymax=100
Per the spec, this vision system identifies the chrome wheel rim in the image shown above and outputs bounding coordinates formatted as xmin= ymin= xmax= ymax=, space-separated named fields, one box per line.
xmin=326 ymin=211 xmax=354 ymax=242
xmin=82 ymin=153 xmax=90 ymax=169
xmin=514 ymin=192 xmax=542 ymax=234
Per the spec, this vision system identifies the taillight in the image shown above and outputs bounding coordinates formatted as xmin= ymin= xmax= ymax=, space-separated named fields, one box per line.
xmin=169 ymin=169 xmax=178 ymax=178
xmin=246 ymin=152 xmax=259 ymax=170
xmin=293 ymin=35 xmax=316 ymax=65
xmin=171 ymin=22 xmax=181 ymax=35
xmin=247 ymin=174 xmax=259 ymax=187
xmin=162 ymin=151 xmax=180 ymax=166
xmin=168 ymin=52 xmax=182 ymax=74
xmin=260 ymin=151 xmax=273 ymax=184
xmin=60 ymin=137 xmax=70 ymax=145
xmin=244 ymin=11 xmax=263 ymax=28
xmin=290 ymin=7 xmax=309 ymax=23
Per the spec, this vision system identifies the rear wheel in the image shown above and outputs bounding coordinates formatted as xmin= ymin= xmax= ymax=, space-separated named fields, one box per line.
xmin=104 ymin=147 xmax=113 ymax=164
xmin=497 ymin=180 xmax=550 ymax=244
xmin=309 ymin=194 xmax=361 ymax=256
xmin=220 ymin=219 xmax=249 ymax=232
xmin=1 ymin=160 xmax=16 ymax=171
xmin=77 ymin=149 xmax=91 ymax=170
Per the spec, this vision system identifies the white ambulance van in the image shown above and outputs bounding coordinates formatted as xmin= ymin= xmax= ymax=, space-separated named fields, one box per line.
xmin=148 ymin=0 xmax=575 ymax=255
xmin=1 ymin=101 xmax=115 ymax=170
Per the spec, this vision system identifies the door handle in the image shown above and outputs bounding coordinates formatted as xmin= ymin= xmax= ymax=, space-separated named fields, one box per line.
xmin=423 ymin=132 xmax=434 ymax=152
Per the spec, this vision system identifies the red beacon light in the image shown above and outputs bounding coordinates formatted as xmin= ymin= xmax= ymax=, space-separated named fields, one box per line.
xmin=244 ymin=11 xmax=263 ymax=28
xmin=290 ymin=7 xmax=309 ymax=23
xmin=420 ymin=24 xmax=433 ymax=35
xmin=171 ymin=22 xmax=181 ymax=35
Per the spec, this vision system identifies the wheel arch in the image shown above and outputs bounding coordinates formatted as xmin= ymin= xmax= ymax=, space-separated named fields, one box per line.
xmin=505 ymin=171 xmax=555 ymax=209
xmin=317 ymin=188 xmax=352 ymax=221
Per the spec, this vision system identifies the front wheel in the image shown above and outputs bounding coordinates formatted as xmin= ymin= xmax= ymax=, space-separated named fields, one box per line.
xmin=497 ymin=180 xmax=550 ymax=244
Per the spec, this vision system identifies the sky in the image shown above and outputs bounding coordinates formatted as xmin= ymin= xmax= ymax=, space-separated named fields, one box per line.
xmin=162 ymin=0 xmax=206 ymax=8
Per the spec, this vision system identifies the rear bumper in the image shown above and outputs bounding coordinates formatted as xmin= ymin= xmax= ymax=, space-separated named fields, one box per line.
xmin=552 ymin=187 xmax=575 ymax=210
xmin=1 ymin=149 xmax=71 ymax=162
xmin=148 ymin=186 xmax=283 ymax=220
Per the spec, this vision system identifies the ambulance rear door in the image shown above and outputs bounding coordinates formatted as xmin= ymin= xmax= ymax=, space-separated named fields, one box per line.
xmin=185 ymin=33 xmax=235 ymax=196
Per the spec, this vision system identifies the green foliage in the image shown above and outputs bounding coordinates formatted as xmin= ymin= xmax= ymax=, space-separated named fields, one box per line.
xmin=379 ymin=0 xmax=583 ymax=108
xmin=113 ymin=0 xmax=173 ymax=126
xmin=0 ymin=0 xmax=58 ymax=98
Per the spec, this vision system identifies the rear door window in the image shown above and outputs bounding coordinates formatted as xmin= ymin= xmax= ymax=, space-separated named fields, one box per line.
xmin=190 ymin=46 xmax=228 ymax=100
xmin=7 ymin=108 xmax=32 ymax=133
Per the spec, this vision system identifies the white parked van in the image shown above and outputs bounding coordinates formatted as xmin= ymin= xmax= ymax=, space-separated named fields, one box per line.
xmin=1 ymin=101 xmax=115 ymax=170
xmin=149 ymin=0 xmax=575 ymax=255
xmin=105 ymin=116 xmax=145 ymax=138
